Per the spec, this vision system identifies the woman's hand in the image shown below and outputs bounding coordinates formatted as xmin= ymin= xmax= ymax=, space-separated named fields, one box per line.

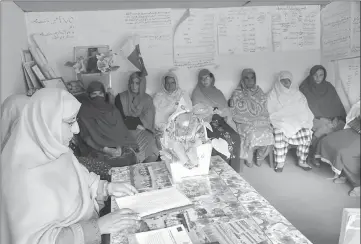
xmin=103 ymin=147 xmax=122 ymax=158
xmin=97 ymin=208 xmax=140 ymax=235
xmin=137 ymin=125 xmax=146 ymax=130
xmin=108 ymin=182 xmax=138 ymax=197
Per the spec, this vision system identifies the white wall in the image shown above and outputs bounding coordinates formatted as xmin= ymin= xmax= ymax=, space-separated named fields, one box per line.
xmin=0 ymin=2 xmax=28 ymax=103
xmin=24 ymin=9 xmax=321 ymax=99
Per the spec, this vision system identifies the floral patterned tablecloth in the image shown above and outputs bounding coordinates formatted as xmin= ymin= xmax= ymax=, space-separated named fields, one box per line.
xmin=110 ymin=156 xmax=312 ymax=244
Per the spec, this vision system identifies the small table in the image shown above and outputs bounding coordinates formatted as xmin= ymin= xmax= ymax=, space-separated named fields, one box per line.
xmin=110 ymin=156 xmax=312 ymax=244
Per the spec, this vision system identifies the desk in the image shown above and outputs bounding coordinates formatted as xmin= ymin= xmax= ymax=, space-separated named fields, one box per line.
xmin=110 ymin=156 xmax=312 ymax=244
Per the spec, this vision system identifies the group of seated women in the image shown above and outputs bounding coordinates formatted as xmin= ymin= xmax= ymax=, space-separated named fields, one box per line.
xmin=0 ymin=63 xmax=359 ymax=243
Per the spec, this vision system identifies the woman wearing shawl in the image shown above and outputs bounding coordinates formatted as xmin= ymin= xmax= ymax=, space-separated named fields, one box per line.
xmin=299 ymin=65 xmax=346 ymax=162
xmin=1 ymin=94 xmax=29 ymax=151
xmin=191 ymin=69 xmax=241 ymax=171
xmin=267 ymin=71 xmax=314 ymax=172
xmin=314 ymin=100 xmax=360 ymax=197
xmin=154 ymin=71 xmax=192 ymax=132
xmin=115 ymin=72 xmax=159 ymax=163
xmin=76 ymin=81 xmax=138 ymax=179
xmin=230 ymin=68 xmax=274 ymax=167
xmin=0 ymin=88 xmax=140 ymax=244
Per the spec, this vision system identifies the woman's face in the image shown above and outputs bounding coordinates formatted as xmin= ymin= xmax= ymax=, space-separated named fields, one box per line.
xmin=201 ymin=75 xmax=212 ymax=87
xmin=130 ymin=77 xmax=141 ymax=94
xmin=312 ymin=69 xmax=325 ymax=84
xmin=61 ymin=114 xmax=79 ymax=146
xmin=89 ymin=90 xmax=104 ymax=99
xmin=243 ymin=73 xmax=256 ymax=89
xmin=165 ymin=77 xmax=177 ymax=93
xmin=280 ymin=78 xmax=291 ymax=89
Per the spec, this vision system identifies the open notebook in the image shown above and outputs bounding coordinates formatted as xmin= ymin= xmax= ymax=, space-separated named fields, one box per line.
xmin=115 ymin=187 xmax=193 ymax=218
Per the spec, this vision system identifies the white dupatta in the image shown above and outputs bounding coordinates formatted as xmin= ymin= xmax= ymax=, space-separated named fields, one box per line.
xmin=1 ymin=89 xmax=100 ymax=244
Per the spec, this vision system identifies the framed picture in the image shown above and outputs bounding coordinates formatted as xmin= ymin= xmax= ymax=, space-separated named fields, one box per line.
xmin=64 ymin=80 xmax=86 ymax=96
xmin=23 ymin=61 xmax=42 ymax=89
xmin=41 ymin=77 xmax=67 ymax=91
xmin=31 ymin=64 xmax=46 ymax=81
xmin=74 ymin=45 xmax=109 ymax=74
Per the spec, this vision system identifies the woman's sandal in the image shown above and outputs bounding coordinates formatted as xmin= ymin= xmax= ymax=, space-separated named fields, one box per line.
xmin=245 ymin=161 xmax=253 ymax=168
xmin=349 ymin=187 xmax=360 ymax=197
xmin=274 ymin=167 xmax=283 ymax=173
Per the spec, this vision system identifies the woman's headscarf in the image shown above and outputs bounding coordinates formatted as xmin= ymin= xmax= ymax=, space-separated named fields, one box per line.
xmin=1 ymin=94 xmax=29 ymax=151
xmin=231 ymin=68 xmax=270 ymax=127
xmin=1 ymin=88 xmax=100 ymax=244
xmin=78 ymin=81 xmax=135 ymax=148
xmin=267 ymin=71 xmax=314 ymax=137
xmin=191 ymin=69 xmax=228 ymax=109
xmin=119 ymin=72 xmax=155 ymax=131
xmin=299 ymin=65 xmax=346 ymax=119
xmin=154 ymin=72 xmax=192 ymax=130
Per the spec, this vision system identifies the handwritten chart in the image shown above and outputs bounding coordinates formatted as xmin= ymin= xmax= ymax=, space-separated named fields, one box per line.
xmin=26 ymin=13 xmax=77 ymax=41
xmin=338 ymin=57 xmax=360 ymax=106
xmin=123 ymin=9 xmax=173 ymax=69
xmin=321 ymin=2 xmax=352 ymax=60
xmin=351 ymin=2 xmax=360 ymax=56
xmin=271 ymin=5 xmax=320 ymax=51
xmin=218 ymin=7 xmax=273 ymax=54
xmin=174 ymin=9 xmax=217 ymax=69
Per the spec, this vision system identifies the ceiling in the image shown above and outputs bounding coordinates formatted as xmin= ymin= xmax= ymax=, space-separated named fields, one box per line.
xmin=13 ymin=0 xmax=334 ymax=12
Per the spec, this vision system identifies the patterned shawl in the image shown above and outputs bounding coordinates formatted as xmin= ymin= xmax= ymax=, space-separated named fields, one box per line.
xmin=299 ymin=65 xmax=346 ymax=119
xmin=119 ymin=72 xmax=155 ymax=131
xmin=231 ymin=68 xmax=271 ymax=127
xmin=267 ymin=71 xmax=314 ymax=137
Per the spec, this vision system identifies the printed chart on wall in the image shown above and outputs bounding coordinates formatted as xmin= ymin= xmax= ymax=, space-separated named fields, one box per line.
xmin=271 ymin=5 xmax=320 ymax=52
xmin=338 ymin=57 xmax=360 ymax=106
xmin=173 ymin=9 xmax=218 ymax=69
xmin=122 ymin=9 xmax=173 ymax=69
xmin=217 ymin=7 xmax=273 ymax=54
xmin=321 ymin=2 xmax=352 ymax=60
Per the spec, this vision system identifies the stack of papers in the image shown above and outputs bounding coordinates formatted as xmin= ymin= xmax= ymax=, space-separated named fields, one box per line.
xmin=115 ymin=187 xmax=193 ymax=218
xmin=128 ymin=225 xmax=193 ymax=244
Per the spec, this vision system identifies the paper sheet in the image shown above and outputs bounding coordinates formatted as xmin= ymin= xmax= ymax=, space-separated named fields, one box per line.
xmin=173 ymin=9 xmax=217 ymax=69
xmin=128 ymin=225 xmax=193 ymax=244
xmin=321 ymin=2 xmax=352 ymax=60
xmin=115 ymin=187 xmax=193 ymax=218
xmin=337 ymin=57 xmax=360 ymax=106
xmin=218 ymin=7 xmax=273 ymax=54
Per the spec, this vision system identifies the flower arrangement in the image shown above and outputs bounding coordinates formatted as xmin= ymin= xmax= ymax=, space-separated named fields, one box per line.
xmin=65 ymin=50 xmax=120 ymax=74
xmin=159 ymin=98 xmax=213 ymax=170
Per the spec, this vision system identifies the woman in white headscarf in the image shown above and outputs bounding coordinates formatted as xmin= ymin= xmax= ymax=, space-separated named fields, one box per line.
xmin=1 ymin=94 xmax=29 ymax=151
xmin=0 ymin=88 xmax=140 ymax=244
xmin=267 ymin=71 xmax=314 ymax=172
xmin=153 ymin=71 xmax=192 ymax=132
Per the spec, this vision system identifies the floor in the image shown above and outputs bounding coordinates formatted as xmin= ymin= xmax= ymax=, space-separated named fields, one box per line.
xmin=240 ymin=151 xmax=360 ymax=244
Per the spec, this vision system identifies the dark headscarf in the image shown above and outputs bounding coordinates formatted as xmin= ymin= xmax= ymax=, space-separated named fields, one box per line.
xmin=299 ymin=65 xmax=346 ymax=119
xmin=78 ymin=81 xmax=135 ymax=148
xmin=191 ymin=69 xmax=228 ymax=109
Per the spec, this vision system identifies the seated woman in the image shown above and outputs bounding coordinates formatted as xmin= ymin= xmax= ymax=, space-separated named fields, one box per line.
xmin=0 ymin=88 xmax=140 ymax=244
xmin=299 ymin=65 xmax=346 ymax=162
xmin=191 ymin=69 xmax=241 ymax=171
xmin=267 ymin=71 xmax=314 ymax=172
xmin=230 ymin=68 xmax=274 ymax=167
xmin=1 ymin=94 xmax=29 ymax=151
xmin=153 ymin=71 xmax=192 ymax=133
xmin=115 ymin=72 xmax=159 ymax=163
xmin=314 ymin=100 xmax=360 ymax=197
xmin=76 ymin=81 xmax=138 ymax=178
